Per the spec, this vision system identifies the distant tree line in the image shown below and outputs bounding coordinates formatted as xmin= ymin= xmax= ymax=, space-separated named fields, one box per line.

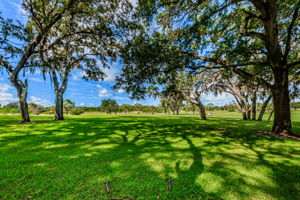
xmin=2 ymin=99 xmax=299 ymax=116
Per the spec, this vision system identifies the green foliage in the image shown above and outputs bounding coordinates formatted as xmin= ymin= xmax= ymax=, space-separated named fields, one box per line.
xmin=228 ymin=107 xmax=236 ymax=112
xmin=0 ymin=106 xmax=19 ymax=114
xmin=28 ymin=103 xmax=44 ymax=115
xmin=100 ymin=99 xmax=118 ymax=114
xmin=64 ymin=99 xmax=75 ymax=114
xmin=291 ymin=102 xmax=300 ymax=110
xmin=70 ymin=108 xmax=84 ymax=115
xmin=6 ymin=102 xmax=19 ymax=109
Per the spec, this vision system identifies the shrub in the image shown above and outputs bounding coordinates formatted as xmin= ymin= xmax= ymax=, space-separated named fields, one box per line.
xmin=28 ymin=103 xmax=44 ymax=115
xmin=228 ymin=107 xmax=235 ymax=112
xmin=70 ymin=108 xmax=84 ymax=115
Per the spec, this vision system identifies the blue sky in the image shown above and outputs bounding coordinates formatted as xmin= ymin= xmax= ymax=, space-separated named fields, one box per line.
xmin=0 ymin=0 xmax=233 ymax=107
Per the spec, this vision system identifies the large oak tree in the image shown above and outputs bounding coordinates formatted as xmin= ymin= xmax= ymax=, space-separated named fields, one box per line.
xmin=117 ymin=0 xmax=299 ymax=135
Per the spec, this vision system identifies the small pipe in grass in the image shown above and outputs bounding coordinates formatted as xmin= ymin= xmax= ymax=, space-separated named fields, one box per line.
xmin=166 ymin=178 xmax=172 ymax=191
xmin=104 ymin=180 xmax=110 ymax=196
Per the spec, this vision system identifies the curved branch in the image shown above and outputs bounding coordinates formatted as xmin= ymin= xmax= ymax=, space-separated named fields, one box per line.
xmin=284 ymin=2 xmax=299 ymax=59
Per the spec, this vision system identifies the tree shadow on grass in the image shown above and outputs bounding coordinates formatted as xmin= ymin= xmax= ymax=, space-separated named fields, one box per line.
xmin=0 ymin=116 xmax=299 ymax=199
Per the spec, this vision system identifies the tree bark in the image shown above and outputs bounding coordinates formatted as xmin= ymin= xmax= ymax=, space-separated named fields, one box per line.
xmin=246 ymin=105 xmax=251 ymax=120
xmin=51 ymin=67 xmax=70 ymax=121
xmin=257 ymin=95 xmax=272 ymax=121
xmin=251 ymin=93 xmax=257 ymax=120
xmin=242 ymin=109 xmax=247 ymax=120
xmin=198 ymin=104 xmax=207 ymax=120
xmin=54 ymin=92 xmax=64 ymax=120
xmin=271 ymin=68 xmax=292 ymax=135
xmin=12 ymin=79 xmax=30 ymax=122
xmin=268 ymin=110 xmax=273 ymax=122
xmin=233 ymin=96 xmax=248 ymax=120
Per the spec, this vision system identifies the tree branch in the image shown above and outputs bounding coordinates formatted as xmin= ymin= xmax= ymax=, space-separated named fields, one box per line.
xmin=284 ymin=2 xmax=299 ymax=59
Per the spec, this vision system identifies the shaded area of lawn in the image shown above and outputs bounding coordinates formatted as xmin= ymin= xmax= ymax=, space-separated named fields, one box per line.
xmin=0 ymin=115 xmax=299 ymax=200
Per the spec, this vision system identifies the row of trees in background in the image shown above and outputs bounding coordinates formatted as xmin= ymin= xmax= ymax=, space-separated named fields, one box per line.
xmin=2 ymin=98 xmax=300 ymax=116
xmin=0 ymin=99 xmax=81 ymax=115
xmin=155 ymin=72 xmax=275 ymax=121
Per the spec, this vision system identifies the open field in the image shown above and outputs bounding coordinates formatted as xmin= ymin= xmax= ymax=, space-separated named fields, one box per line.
xmin=0 ymin=112 xmax=300 ymax=200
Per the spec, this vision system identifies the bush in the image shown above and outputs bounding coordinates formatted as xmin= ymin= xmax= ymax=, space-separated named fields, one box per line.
xmin=0 ymin=106 xmax=19 ymax=114
xmin=228 ymin=107 xmax=235 ymax=112
xmin=70 ymin=108 xmax=84 ymax=115
xmin=28 ymin=103 xmax=44 ymax=115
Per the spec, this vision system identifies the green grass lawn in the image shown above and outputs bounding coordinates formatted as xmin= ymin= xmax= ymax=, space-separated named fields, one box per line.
xmin=0 ymin=113 xmax=299 ymax=200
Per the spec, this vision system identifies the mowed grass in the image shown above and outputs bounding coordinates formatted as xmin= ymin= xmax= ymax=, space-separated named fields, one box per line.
xmin=0 ymin=112 xmax=300 ymax=200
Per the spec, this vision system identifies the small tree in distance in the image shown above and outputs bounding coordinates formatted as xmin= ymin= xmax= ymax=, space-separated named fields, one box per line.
xmin=64 ymin=99 xmax=75 ymax=116
xmin=100 ymin=99 xmax=118 ymax=115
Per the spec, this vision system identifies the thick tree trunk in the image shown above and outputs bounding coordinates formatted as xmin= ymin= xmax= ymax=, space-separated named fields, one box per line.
xmin=251 ymin=93 xmax=257 ymax=120
xmin=257 ymin=95 xmax=272 ymax=121
xmin=51 ymin=67 xmax=70 ymax=121
xmin=247 ymin=106 xmax=251 ymax=120
xmin=271 ymin=68 xmax=292 ymax=135
xmin=18 ymin=88 xmax=30 ymax=122
xmin=242 ymin=110 xmax=247 ymax=120
xmin=12 ymin=79 xmax=30 ymax=122
xmin=55 ymin=92 xmax=64 ymax=120
xmin=233 ymin=97 xmax=248 ymax=120
xmin=198 ymin=105 xmax=207 ymax=120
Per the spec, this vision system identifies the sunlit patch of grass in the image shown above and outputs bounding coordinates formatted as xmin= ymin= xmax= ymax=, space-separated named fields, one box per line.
xmin=0 ymin=114 xmax=299 ymax=199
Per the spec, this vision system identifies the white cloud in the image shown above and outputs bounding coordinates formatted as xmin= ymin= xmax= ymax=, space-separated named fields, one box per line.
xmin=9 ymin=1 xmax=27 ymax=21
xmin=98 ymin=88 xmax=111 ymax=97
xmin=115 ymin=96 xmax=129 ymax=100
xmin=0 ymin=92 xmax=17 ymax=106
xmin=203 ymin=93 xmax=228 ymax=101
xmin=0 ymin=83 xmax=11 ymax=92
xmin=79 ymin=103 xmax=85 ymax=106
xmin=29 ymin=77 xmax=45 ymax=83
xmin=115 ymin=88 xmax=125 ymax=94
xmin=30 ymin=96 xmax=51 ymax=107
xmin=96 ymin=84 xmax=102 ymax=88
xmin=0 ymin=83 xmax=17 ymax=106
xmin=102 ymin=66 xmax=119 ymax=82
xmin=72 ymin=71 xmax=86 ymax=81
xmin=129 ymin=0 xmax=138 ymax=7
xmin=97 ymin=62 xmax=120 ymax=82
xmin=202 ymin=93 xmax=234 ymax=106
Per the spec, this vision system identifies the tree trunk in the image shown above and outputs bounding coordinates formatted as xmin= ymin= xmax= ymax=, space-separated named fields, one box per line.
xmin=271 ymin=68 xmax=292 ymax=135
xmin=247 ymin=106 xmax=251 ymax=120
xmin=51 ymin=67 xmax=70 ymax=121
xmin=18 ymin=88 xmax=30 ymax=122
xmin=257 ymin=95 xmax=272 ymax=121
xmin=55 ymin=92 xmax=64 ymax=120
xmin=12 ymin=79 xmax=30 ymax=122
xmin=198 ymin=104 xmax=207 ymax=120
xmin=251 ymin=93 xmax=257 ymax=120
xmin=268 ymin=110 xmax=273 ymax=122
xmin=233 ymin=97 xmax=247 ymax=120
xmin=242 ymin=109 xmax=247 ymax=120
